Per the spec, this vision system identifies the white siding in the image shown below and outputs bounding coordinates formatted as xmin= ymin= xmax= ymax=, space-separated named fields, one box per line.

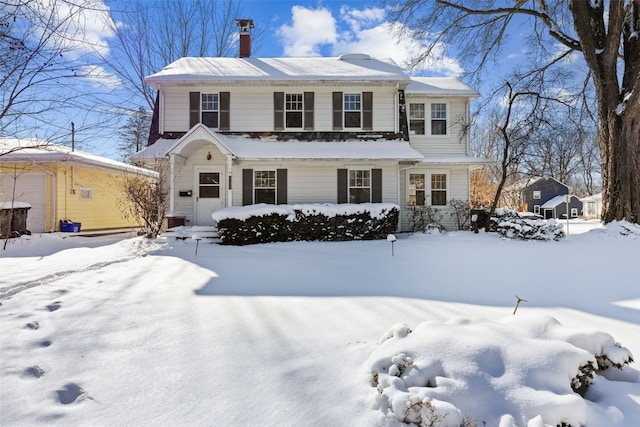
xmin=231 ymin=161 xmax=399 ymax=207
xmin=406 ymin=97 xmax=470 ymax=156
xmin=160 ymin=85 xmax=398 ymax=134
xmin=399 ymin=166 xmax=470 ymax=232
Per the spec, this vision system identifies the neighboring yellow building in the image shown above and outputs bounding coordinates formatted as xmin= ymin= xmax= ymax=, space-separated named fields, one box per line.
xmin=1 ymin=138 xmax=158 ymax=233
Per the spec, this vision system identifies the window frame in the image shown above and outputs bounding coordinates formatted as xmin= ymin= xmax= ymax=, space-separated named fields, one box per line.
xmin=254 ymin=170 xmax=277 ymax=204
xmin=532 ymin=190 xmax=541 ymax=200
xmin=430 ymin=102 xmax=448 ymax=136
xmin=409 ymin=173 xmax=426 ymax=206
xmin=344 ymin=93 xmax=362 ymax=129
xmin=409 ymin=103 xmax=426 ymax=135
xmin=285 ymin=93 xmax=304 ymax=129
xmin=348 ymin=169 xmax=371 ymax=204
xmin=430 ymin=172 xmax=448 ymax=206
xmin=201 ymin=93 xmax=220 ymax=129
xmin=533 ymin=205 xmax=541 ymax=215
xmin=79 ymin=187 xmax=93 ymax=200
xmin=571 ymin=207 xmax=578 ymax=217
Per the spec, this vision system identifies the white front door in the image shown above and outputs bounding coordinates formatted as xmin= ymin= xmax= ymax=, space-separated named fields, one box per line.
xmin=194 ymin=167 xmax=225 ymax=225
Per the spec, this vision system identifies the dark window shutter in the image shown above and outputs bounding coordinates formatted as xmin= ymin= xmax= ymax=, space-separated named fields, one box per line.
xmin=277 ymin=169 xmax=287 ymax=204
xmin=337 ymin=169 xmax=348 ymax=203
xmin=219 ymin=92 xmax=230 ymax=130
xmin=274 ymin=92 xmax=284 ymax=130
xmin=189 ymin=92 xmax=200 ymax=128
xmin=333 ymin=92 xmax=343 ymax=130
xmin=242 ymin=169 xmax=253 ymax=206
xmin=372 ymin=168 xmax=382 ymax=203
xmin=304 ymin=92 xmax=314 ymax=130
xmin=363 ymin=92 xmax=373 ymax=130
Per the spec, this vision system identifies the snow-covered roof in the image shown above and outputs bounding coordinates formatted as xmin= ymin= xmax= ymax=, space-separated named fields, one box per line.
xmin=418 ymin=154 xmax=491 ymax=166
xmin=145 ymin=55 xmax=411 ymax=87
xmin=0 ymin=138 xmax=158 ymax=177
xmin=541 ymin=195 xmax=575 ymax=208
xmin=133 ymin=130 xmax=424 ymax=162
xmin=405 ymin=77 xmax=479 ymax=97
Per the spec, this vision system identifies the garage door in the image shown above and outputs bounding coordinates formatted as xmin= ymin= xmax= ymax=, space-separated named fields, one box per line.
xmin=0 ymin=173 xmax=46 ymax=233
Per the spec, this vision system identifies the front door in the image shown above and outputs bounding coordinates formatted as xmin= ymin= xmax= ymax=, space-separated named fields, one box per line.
xmin=195 ymin=168 xmax=224 ymax=225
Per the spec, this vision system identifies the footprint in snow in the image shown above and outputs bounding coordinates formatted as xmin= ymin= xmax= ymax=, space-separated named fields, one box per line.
xmin=56 ymin=383 xmax=87 ymax=405
xmin=22 ymin=366 xmax=45 ymax=379
xmin=36 ymin=339 xmax=52 ymax=348
xmin=46 ymin=302 xmax=61 ymax=312
xmin=25 ymin=321 xmax=40 ymax=330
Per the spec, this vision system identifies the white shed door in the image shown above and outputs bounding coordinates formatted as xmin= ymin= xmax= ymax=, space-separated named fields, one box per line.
xmin=0 ymin=173 xmax=46 ymax=233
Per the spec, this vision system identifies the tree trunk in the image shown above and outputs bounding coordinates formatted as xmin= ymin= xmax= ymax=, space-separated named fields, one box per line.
xmin=600 ymin=103 xmax=640 ymax=223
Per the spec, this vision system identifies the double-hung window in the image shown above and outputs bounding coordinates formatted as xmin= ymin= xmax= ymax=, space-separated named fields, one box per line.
xmin=409 ymin=174 xmax=426 ymax=206
xmin=344 ymin=93 xmax=362 ymax=128
xmin=431 ymin=173 xmax=447 ymax=206
xmin=254 ymin=170 xmax=276 ymax=204
xmin=201 ymin=93 xmax=219 ymax=128
xmin=349 ymin=169 xmax=370 ymax=203
xmin=430 ymin=103 xmax=447 ymax=135
xmin=285 ymin=93 xmax=303 ymax=128
xmin=409 ymin=104 xmax=425 ymax=135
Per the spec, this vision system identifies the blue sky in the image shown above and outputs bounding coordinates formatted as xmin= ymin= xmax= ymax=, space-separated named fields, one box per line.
xmin=228 ymin=0 xmax=464 ymax=76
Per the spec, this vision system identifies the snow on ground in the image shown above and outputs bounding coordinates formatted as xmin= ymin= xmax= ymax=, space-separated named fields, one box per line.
xmin=0 ymin=220 xmax=638 ymax=426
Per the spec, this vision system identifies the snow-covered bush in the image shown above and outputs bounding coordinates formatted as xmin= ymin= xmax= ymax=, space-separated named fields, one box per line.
xmin=213 ymin=203 xmax=399 ymax=245
xmin=491 ymin=209 xmax=565 ymax=240
xmin=368 ymin=315 xmax=633 ymax=427
xmin=408 ymin=205 xmax=446 ymax=234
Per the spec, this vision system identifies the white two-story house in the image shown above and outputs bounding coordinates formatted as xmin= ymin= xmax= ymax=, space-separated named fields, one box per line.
xmin=133 ymin=20 xmax=485 ymax=231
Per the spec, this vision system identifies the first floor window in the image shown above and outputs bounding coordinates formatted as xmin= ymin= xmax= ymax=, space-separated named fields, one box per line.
xmin=431 ymin=173 xmax=447 ymax=206
xmin=571 ymin=208 xmax=578 ymax=217
xmin=534 ymin=205 xmax=541 ymax=214
xmin=201 ymin=93 xmax=219 ymax=128
xmin=409 ymin=103 xmax=425 ymax=135
xmin=409 ymin=174 xmax=425 ymax=205
xmin=254 ymin=170 xmax=276 ymax=204
xmin=349 ymin=169 xmax=370 ymax=203
xmin=431 ymin=103 xmax=447 ymax=135
xmin=344 ymin=93 xmax=361 ymax=128
xmin=79 ymin=187 xmax=93 ymax=200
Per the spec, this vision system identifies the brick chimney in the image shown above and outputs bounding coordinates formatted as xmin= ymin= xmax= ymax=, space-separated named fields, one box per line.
xmin=235 ymin=19 xmax=254 ymax=58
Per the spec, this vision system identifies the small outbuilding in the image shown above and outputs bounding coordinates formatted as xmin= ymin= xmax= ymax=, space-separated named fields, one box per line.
xmin=581 ymin=193 xmax=602 ymax=219
xmin=540 ymin=195 xmax=582 ymax=219
xmin=1 ymin=138 xmax=158 ymax=233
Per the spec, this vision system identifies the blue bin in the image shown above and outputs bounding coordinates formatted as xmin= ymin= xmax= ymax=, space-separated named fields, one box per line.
xmin=60 ymin=219 xmax=81 ymax=232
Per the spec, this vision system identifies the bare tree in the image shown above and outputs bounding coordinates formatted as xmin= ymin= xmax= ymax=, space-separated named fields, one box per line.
xmin=117 ymin=164 xmax=167 ymax=238
xmin=388 ymin=0 xmax=640 ymax=225
xmin=104 ymin=0 xmax=247 ymax=111
xmin=118 ymin=107 xmax=151 ymax=162
xmin=0 ymin=0 xmax=118 ymax=146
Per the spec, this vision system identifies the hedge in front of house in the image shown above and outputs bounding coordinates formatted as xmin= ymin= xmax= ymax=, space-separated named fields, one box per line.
xmin=216 ymin=204 xmax=399 ymax=245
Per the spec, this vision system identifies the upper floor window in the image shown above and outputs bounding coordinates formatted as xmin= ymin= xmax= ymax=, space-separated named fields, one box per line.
xmin=409 ymin=103 xmax=425 ymax=135
xmin=431 ymin=103 xmax=447 ymax=135
xmin=201 ymin=93 xmax=219 ymax=128
xmin=344 ymin=93 xmax=362 ymax=128
xmin=349 ymin=169 xmax=370 ymax=203
xmin=533 ymin=190 xmax=541 ymax=200
xmin=285 ymin=93 xmax=303 ymax=128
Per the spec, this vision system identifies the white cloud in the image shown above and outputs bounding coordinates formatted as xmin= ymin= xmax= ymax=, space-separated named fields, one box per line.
xmin=78 ymin=65 xmax=122 ymax=89
xmin=277 ymin=5 xmax=463 ymax=76
xmin=276 ymin=6 xmax=337 ymax=56
xmin=28 ymin=0 xmax=116 ymax=58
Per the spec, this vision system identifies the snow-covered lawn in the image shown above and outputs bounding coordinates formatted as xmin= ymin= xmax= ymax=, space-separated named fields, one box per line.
xmin=0 ymin=220 xmax=638 ymax=426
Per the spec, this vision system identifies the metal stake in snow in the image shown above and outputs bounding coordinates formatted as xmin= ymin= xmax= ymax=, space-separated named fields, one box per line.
xmin=387 ymin=234 xmax=397 ymax=256
xmin=192 ymin=234 xmax=202 ymax=255
xmin=513 ymin=295 xmax=527 ymax=315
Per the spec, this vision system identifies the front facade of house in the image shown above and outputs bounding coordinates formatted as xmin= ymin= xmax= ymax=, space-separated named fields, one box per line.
xmin=135 ymin=24 xmax=486 ymax=231
xmin=1 ymin=139 xmax=157 ymax=233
